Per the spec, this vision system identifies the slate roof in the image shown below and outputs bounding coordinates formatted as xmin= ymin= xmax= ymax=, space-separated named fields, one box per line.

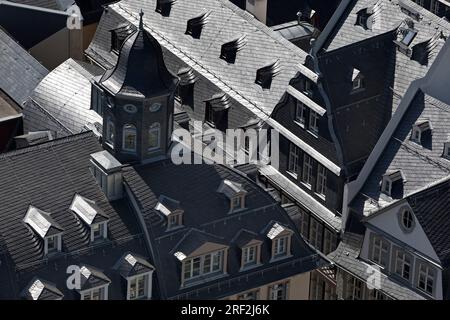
xmin=352 ymin=91 xmax=450 ymax=215
xmin=22 ymin=277 xmax=64 ymax=300
xmin=86 ymin=0 xmax=309 ymax=123
xmin=322 ymin=0 xmax=450 ymax=116
xmin=403 ymin=178 xmax=450 ymax=267
xmin=0 ymin=132 xmax=150 ymax=299
xmin=122 ymin=160 xmax=327 ymax=299
xmin=115 ymin=252 xmax=155 ymax=278
xmin=328 ymin=232 xmax=426 ymax=300
xmin=99 ymin=12 xmax=178 ymax=98
xmin=0 ymin=27 xmax=48 ymax=106
xmin=0 ymin=1 xmax=70 ymax=49
xmin=7 ymin=0 xmax=74 ymax=11
xmin=23 ymin=59 xmax=103 ymax=135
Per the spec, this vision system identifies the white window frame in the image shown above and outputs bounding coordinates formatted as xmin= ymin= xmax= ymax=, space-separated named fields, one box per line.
xmin=417 ymin=262 xmax=435 ymax=295
xmin=273 ymin=236 xmax=288 ymax=258
xmin=352 ymin=76 xmax=363 ymax=90
xmin=168 ymin=213 xmax=183 ymax=229
xmin=308 ymin=110 xmax=319 ymax=135
xmin=287 ymin=144 xmax=300 ymax=177
xmin=127 ymin=272 xmax=152 ymax=300
xmin=242 ymin=245 xmax=258 ymax=267
xmin=183 ymin=250 xmax=225 ymax=282
xmin=394 ymin=249 xmax=411 ymax=281
xmin=316 ymin=164 xmax=327 ymax=197
xmin=302 ymin=154 xmax=314 ymax=186
xmin=91 ymin=222 xmax=107 ymax=242
xmin=80 ymin=285 xmax=109 ymax=300
xmin=295 ymin=101 xmax=307 ymax=126
xmin=44 ymin=234 xmax=61 ymax=255
xmin=237 ymin=289 xmax=260 ymax=300
xmin=122 ymin=124 xmax=137 ymax=152
xmin=381 ymin=177 xmax=392 ymax=196
xmin=269 ymin=282 xmax=289 ymax=300
xmin=401 ymin=209 xmax=414 ymax=230
xmin=370 ymin=235 xmax=390 ymax=269
xmin=411 ymin=127 xmax=421 ymax=143
xmin=148 ymin=123 xmax=161 ymax=151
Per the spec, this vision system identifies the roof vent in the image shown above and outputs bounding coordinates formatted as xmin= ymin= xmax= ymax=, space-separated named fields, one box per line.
xmin=23 ymin=206 xmax=63 ymax=239
xmin=411 ymin=119 xmax=432 ymax=144
xmin=399 ymin=0 xmax=422 ymax=21
xmin=412 ymin=31 xmax=443 ymax=66
xmin=156 ymin=0 xmax=176 ymax=17
xmin=381 ymin=169 xmax=405 ymax=197
xmin=255 ymin=60 xmax=282 ymax=89
xmin=186 ymin=11 xmax=211 ymax=39
xmin=220 ymin=35 xmax=247 ymax=64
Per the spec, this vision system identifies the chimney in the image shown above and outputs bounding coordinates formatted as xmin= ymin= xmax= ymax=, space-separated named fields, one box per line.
xmin=89 ymin=150 xmax=123 ymax=201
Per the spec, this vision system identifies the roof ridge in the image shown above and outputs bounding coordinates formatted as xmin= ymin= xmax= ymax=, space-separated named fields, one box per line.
xmin=0 ymin=131 xmax=97 ymax=160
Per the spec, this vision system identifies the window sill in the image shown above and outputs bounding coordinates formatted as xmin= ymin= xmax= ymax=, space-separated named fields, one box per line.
xmin=122 ymin=149 xmax=137 ymax=154
xmin=104 ymin=141 xmax=114 ymax=150
xmin=350 ymin=88 xmax=365 ymax=95
xmin=314 ymin=192 xmax=326 ymax=201
xmin=300 ymin=181 xmax=312 ymax=190
xmin=239 ymin=263 xmax=261 ymax=272
xmin=294 ymin=121 xmax=305 ymax=129
xmin=286 ymin=171 xmax=298 ymax=180
xmin=181 ymin=272 xmax=228 ymax=289
xmin=306 ymin=129 xmax=319 ymax=138
xmin=147 ymin=147 xmax=161 ymax=154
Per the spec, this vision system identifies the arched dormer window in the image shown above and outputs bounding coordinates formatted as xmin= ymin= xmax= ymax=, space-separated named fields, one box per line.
xmin=106 ymin=118 xmax=115 ymax=145
xmin=148 ymin=123 xmax=161 ymax=151
xmin=123 ymin=124 xmax=137 ymax=152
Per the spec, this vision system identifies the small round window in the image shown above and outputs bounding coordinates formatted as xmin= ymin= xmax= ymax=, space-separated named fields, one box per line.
xmin=123 ymin=104 xmax=137 ymax=113
xmin=401 ymin=209 xmax=414 ymax=231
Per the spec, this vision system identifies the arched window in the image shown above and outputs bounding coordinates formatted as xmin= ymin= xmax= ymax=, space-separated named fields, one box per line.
xmin=122 ymin=124 xmax=137 ymax=152
xmin=106 ymin=118 xmax=115 ymax=144
xmin=148 ymin=123 xmax=160 ymax=151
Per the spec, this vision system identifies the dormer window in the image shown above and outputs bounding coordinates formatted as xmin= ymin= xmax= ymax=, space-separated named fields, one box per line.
xmin=23 ymin=206 xmax=64 ymax=255
xmin=186 ymin=11 xmax=210 ymax=39
xmin=155 ymin=195 xmax=184 ymax=230
xmin=402 ymin=29 xmax=417 ymax=46
xmin=381 ymin=170 xmax=405 ymax=197
xmin=70 ymin=194 xmax=109 ymax=242
xmin=204 ymin=93 xmax=231 ymax=130
xmin=411 ymin=120 xmax=432 ymax=144
xmin=89 ymin=150 xmax=123 ymax=201
xmin=352 ymin=68 xmax=364 ymax=91
xmin=217 ymin=179 xmax=247 ymax=212
xmin=220 ymin=36 xmax=246 ymax=64
xmin=123 ymin=124 xmax=137 ymax=152
xmin=355 ymin=9 xmax=371 ymax=29
xmin=23 ymin=278 xmax=64 ymax=300
xmin=110 ymin=23 xmax=136 ymax=53
xmin=255 ymin=60 xmax=281 ymax=90
xmin=443 ymin=142 xmax=450 ymax=159
xmin=155 ymin=0 xmax=175 ymax=17
xmin=266 ymin=222 xmax=293 ymax=260
xmin=303 ymin=80 xmax=313 ymax=96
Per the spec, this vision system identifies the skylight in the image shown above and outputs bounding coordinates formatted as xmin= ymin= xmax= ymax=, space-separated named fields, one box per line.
xmin=402 ymin=29 xmax=417 ymax=46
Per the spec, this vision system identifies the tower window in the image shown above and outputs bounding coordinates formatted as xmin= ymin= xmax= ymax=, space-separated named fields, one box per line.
xmin=148 ymin=123 xmax=161 ymax=151
xmin=123 ymin=124 xmax=137 ymax=152
xmin=106 ymin=118 xmax=115 ymax=145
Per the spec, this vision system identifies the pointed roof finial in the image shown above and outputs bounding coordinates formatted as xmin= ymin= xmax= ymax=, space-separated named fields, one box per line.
xmin=139 ymin=10 xmax=144 ymax=30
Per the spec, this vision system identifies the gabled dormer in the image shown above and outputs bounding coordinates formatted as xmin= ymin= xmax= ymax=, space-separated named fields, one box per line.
xmin=411 ymin=119 xmax=432 ymax=145
xmin=155 ymin=0 xmax=176 ymax=17
xmin=255 ymin=60 xmax=281 ymax=90
xmin=265 ymin=221 xmax=293 ymax=261
xmin=381 ymin=169 xmax=405 ymax=197
xmin=395 ymin=19 xmax=417 ymax=56
xmin=220 ymin=35 xmax=246 ymax=64
xmin=70 ymin=194 xmax=109 ymax=242
xmin=155 ymin=195 xmax=184 ymax=230
xmin=90 ymin=150 xmax=123 ymax=201
xmin=232 ymin=229 xmax=262 ymax=270
xmin=217 ymin=179 xmax=247 ymax=213
xmin=23 ymin=206 xmax=64 ymax=255
xmin=23 ymin=277 xmax=64 ymax=300
xmin=186 ymin=11 xmax=210 ymax=39
xmin=204 ymin=93 xmax=231 ymax=130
